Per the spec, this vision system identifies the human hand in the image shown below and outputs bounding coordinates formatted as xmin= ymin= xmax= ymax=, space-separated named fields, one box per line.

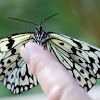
xmin=20 ymin=43 xmax=92 ymax=100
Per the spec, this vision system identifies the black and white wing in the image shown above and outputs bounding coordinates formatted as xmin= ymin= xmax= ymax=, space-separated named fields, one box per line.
xmin=0 ymin=33 xmax=38 ymax=94
xmin=46 ymin=32 xmax=100 ymax=92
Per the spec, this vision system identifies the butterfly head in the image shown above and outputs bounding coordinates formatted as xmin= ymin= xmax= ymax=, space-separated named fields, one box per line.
xmin=36 ymin=26 xmax=43 ymax=33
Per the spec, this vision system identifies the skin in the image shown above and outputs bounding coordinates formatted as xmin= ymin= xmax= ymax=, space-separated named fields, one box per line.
xmin=20 ymin=43 xmax=92 ymax=100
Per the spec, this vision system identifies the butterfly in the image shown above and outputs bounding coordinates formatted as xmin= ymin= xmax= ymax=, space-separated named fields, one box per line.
xmin=0 ymin=14 xmax=100 ymax=94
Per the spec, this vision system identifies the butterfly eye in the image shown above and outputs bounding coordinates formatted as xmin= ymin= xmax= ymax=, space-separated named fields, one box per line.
xmin=40 ymin=26 xmax=42 ymax=30
xmin=36 ymin=27 xmax=38 ymax=30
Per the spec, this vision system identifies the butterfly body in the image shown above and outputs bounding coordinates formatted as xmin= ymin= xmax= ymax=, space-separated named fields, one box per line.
xmin=31 ymin=26 xmax=50 ymax=46
xmin=0 ymin=25 xmax=100 ymax=94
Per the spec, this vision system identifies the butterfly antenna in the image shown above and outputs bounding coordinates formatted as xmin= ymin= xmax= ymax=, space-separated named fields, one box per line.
xmin=9 ymin=17 xmax=38 ymax=26
xmin=40 ymin=13 xmax=58 ymax=26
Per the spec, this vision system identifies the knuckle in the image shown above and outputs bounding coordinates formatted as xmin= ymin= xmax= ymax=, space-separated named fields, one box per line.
xmin=48 ymin=85 xmax=65 ymax=100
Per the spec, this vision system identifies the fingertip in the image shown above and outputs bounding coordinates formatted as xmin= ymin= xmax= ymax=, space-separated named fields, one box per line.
xmin=19 ymin=43 xmax=33 ymax=64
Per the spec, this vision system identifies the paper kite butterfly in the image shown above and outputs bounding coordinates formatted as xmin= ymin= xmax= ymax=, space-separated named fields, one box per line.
xmin=0 ymin=13 xmax=100 ymax=94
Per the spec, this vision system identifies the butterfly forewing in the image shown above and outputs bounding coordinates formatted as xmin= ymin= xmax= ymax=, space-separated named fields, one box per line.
xmin=47 ymin=32 xmax=100 ymax=91
xmin=0 ymin=32 xmax=38 ymax=94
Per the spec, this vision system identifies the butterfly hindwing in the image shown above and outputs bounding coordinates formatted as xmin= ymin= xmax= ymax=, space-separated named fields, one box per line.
xmin=0 ymin=33 xmax=38 ymax=94
xmin=47 ymin=32 xmax=100 ymax=91
xmin=3 ymin=57 xmax=38 ymax=94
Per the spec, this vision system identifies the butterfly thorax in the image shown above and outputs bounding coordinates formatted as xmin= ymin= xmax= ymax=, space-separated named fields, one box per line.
xmin=34 ymin=26 xmax=49 ymax=46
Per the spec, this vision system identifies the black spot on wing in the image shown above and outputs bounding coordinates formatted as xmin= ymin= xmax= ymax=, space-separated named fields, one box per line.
xmin=7 ymin=59 xmax=11 ymax=63
xmin=22 ymin=76 xmax=25 ymax=80
xmin=97 ymin=68 xmax=100 ymax=75
xmin=98 ymin=57 xmax=100 ymax=62
xmin=1 ymin=67 xmax=6 ymax=71
xmin=59 ymin=42 xmax=64 ymax=46
xmin=6 ymin=37 xmax=15 ymax=49
xmin=98 ymin=63 xmax=100 ymax=66
xmin=72 ymin=39 xmax=82 ymax=48
xmin=89 ymin=57 xmax=95 ymax=63
xmin=85 ymin=61 xmax=88 ymax=64
xmin=1 ymin=73 xmax=5 ymax=76
xmin=88 ymin=74 xmax=92 ymax=78
xmin=79 ymin=59 xmax=83 ymax=63
xmin=71 ymin=46 xmax=77 ymax=54
xmin=89 ymin=63 xmax=93 ymax=69
xmin=0 ymin=59 xmax=4 ymax=65
xmin=77 ymin=76 xmax=81 ymax=81
xmin=89 ymin=47 xmax=97 ymax=52
xmin=11 ymin=75 xmax=14 ymax=79
xmin=86 ymin=67 xmax=89 ymax=72
xmin=19 ymin=72 xmax=21 ymax=77
xmin=84 ymin=78 xmax=88 ymax=82
xmin=6 ymin=75 xmax=8 ymax=79
xmin=78 ymin=50 xmax=82 ymax=53
xmin=11 ymin=48 xmax=16 ymax=55
xmin=8 ymin=68 xmax=12 ymax=71
xmin=80 ymin=69 xmax=84 ymax=74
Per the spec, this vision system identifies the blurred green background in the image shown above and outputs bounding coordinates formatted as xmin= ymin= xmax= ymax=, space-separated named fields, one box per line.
xmin=0 ymin=0 xmax=100 ymax=98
